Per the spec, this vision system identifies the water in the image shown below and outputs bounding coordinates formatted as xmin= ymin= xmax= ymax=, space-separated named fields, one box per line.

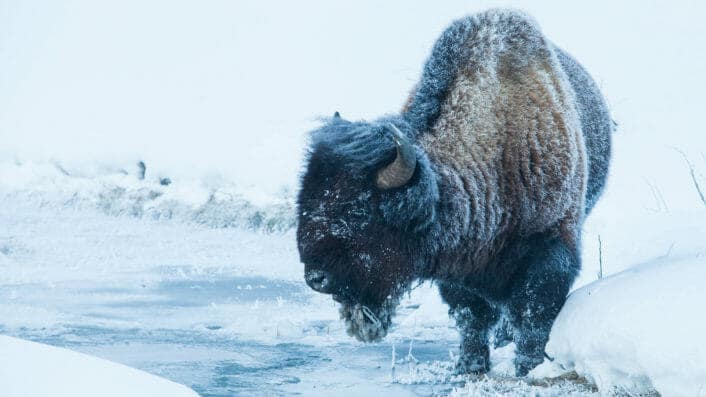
xmin=1 ymin=276 xmax=453 ymax=396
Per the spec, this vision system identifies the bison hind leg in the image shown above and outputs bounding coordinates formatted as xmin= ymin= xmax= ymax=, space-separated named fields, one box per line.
xmin=507 ymin=235 xmax=580 ymax=377
xmin=438 ymin=282 xmax=499 ymax=374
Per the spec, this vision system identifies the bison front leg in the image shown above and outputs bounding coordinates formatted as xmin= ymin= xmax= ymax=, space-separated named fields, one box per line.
xmin=508 ymin=236 xmax=580 ymax=377
xmin=438 ymin=282 xmax=498 ymax=374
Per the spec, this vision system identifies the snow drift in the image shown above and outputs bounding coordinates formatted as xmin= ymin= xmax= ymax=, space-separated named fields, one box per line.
xmin=546 ymin=254 xmax=706 ymax=396
xmin=0 ymin=335 xmax=198 ymax=397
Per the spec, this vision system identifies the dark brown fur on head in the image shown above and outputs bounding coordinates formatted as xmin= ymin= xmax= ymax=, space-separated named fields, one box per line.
xmin=296 ymin=117 xmax=431 ymax=341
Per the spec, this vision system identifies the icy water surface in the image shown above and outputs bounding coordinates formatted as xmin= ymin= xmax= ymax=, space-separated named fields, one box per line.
xmin=0 ymin=198 xmax=598 ymax=396
xmin=1 ymin=276 xmax=453 ymax=396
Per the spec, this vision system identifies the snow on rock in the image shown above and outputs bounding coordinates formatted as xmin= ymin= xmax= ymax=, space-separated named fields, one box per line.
xmin=546 ymin=255 xmax=706 ymax=396
xmin=0 ymin=335 xmax=199 ymax=397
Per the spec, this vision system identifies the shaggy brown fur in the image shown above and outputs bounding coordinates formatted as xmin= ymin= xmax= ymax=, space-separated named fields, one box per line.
xmin=418 ymin=11 xmax=586 ymax=280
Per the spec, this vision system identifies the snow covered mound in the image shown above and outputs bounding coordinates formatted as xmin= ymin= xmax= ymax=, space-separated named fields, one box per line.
xmin=0 ymin=335 xmax=199 ymax=397
xmin=546 ymin=255 xmax=706 ymax=396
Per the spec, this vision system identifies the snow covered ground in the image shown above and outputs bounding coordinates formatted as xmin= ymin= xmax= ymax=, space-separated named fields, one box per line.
xmin=0 ymin=335 xmax=198 ymax=397
xmin=2 ymin=0 xmax=706 ymax=396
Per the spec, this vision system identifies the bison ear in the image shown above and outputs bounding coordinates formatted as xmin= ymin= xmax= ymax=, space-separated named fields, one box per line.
xmin=333 ymin=111 xmax=341 ymax=119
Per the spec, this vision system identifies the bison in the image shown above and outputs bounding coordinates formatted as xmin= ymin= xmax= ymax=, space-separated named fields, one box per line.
xmin=297 ymin=9 xmax=612 ymax=376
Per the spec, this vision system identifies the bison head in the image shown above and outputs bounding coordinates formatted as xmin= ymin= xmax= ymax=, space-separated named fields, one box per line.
xmin=297 ymin=114 xmax=439 ymax=342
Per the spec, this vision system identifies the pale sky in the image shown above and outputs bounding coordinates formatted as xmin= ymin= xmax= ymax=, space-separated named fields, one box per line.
xmin=2 ymin=0 xmax=705 ymax=189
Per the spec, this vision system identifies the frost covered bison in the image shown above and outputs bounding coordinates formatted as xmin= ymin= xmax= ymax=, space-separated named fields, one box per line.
xmin=297 ymin=9 xmax=612 ymax=376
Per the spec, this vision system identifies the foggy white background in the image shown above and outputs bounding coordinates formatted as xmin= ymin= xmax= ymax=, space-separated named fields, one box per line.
xmin=2 ymin=0 xmax=705 ymax=195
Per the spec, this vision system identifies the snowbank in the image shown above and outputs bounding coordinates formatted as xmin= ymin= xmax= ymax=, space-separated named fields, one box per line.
xmin=0 ymin=335 xmax=199 ymax=397
xmin=546 ymin=255 xmax=706 ymax=396
xmin=0 ymin=158 xmax=296 ymax=233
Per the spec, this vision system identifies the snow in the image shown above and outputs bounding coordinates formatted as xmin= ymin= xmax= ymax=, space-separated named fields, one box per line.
xmin=0 ymin=335 xmax=198 ymax=397
xmin=2 ymin=0 xmax=706 ymax=395
xmin=0 ymin=159 xmax=296 ymax=233
xmin=546 ymin=254 xmax=706 ymax=396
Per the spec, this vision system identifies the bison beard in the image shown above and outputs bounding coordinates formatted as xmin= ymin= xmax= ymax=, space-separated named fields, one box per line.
xmin=339 ymin=298 xmax=398 ymax=343
xmin=297 ymin=9 xmax=612 ymax=377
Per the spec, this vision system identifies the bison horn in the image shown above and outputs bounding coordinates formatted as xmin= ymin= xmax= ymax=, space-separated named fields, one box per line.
xmin=376 ymin=123 xmax=417 ymax=189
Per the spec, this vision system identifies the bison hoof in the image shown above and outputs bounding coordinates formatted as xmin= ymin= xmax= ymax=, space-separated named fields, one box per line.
xmin=455 ymin=355 xmax=489 ymax=376
xmin=514 ymin=353 xmax=544 ymax=377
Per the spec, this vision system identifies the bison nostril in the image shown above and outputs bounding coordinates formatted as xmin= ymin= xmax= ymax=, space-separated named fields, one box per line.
xmin=305 ymin=270 xmax=333 ymax=293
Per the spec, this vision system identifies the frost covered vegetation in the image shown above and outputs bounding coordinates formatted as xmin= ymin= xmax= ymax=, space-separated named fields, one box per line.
xmin=0 ymin=159 xmax=297 ymax=233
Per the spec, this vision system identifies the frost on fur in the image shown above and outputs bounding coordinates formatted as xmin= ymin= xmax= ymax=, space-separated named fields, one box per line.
xmin=297 ymin=9 xmax=612 ymax=377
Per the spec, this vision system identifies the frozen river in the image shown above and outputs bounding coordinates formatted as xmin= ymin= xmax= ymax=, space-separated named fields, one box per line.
xmin=0 ymin=198 xmax=461 ymax=396
xmin=1 ymin=277 xmax=455 ymax=396
xmin=0 ymin=196 xmax=598 ymax=396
